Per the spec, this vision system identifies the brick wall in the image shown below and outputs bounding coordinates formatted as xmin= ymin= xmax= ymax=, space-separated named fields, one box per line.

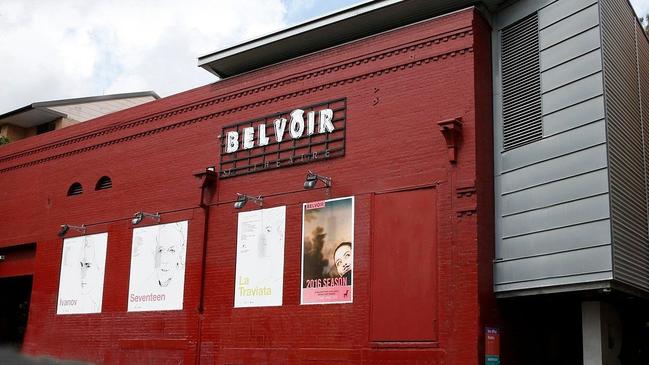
xmin=0 ymin=8 xmax=494 ymax=365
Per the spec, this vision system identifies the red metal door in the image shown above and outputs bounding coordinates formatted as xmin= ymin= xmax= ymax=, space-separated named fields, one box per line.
xmin=370 ymin=188 xmax=437 ymax=342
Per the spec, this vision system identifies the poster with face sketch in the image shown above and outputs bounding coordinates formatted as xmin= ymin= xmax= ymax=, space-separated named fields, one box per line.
xmin=128 ymin=221 xmax=188 ymax=312
xmin=57 ymin=233 xmax=108 ymax=315
xmin=301 ymin=196 xmax=354 ymax=305
xmin=234 ymin=206 xmax=286 ymax=308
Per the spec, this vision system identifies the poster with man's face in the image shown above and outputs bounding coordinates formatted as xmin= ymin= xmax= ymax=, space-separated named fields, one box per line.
xmin=128 ymin=221 xmax=188 ymax=312
xmin=57 ymin=233 xmax=108 ymax=315
xmin=234 ymin=206 xmax=286 ymax=308
xmin=301 ymin=196 xmax=354 ymax=305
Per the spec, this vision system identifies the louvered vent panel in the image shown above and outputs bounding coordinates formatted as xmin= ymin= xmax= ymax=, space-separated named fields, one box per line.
xmin=95 ymin=176 xmax=112 ymax=190
xmin=501 ymin=13 xmax=542 ymax=151
xmin=67 ymin=182 xmax=83 ymax=196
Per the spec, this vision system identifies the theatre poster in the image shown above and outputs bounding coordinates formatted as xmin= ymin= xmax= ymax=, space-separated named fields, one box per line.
xmin=301 ymin=196 xmax=354 ymax=305
xmin=127 ymin=221 xmax=188 ymax=312
xmin=57 ymin=233 xmax=108 ymax=315
xmin=234 ymin=206 xmax=286 ymax=308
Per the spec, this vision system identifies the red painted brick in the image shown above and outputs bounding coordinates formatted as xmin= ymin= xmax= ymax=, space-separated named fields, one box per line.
xmin=0 ymin=8 xmax=497 ymax=365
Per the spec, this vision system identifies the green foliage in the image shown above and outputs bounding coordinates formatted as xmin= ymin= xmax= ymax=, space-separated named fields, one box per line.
xmin=0 ymin=136 xmax=9 ymax=145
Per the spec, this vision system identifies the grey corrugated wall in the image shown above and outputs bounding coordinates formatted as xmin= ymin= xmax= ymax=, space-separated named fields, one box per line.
xmin=601 ymin=0 xmax=649 ymax=292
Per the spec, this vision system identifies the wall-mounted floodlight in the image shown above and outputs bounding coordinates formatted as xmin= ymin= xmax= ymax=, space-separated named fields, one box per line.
xmin=58 ymin=224 xmax=86 ymax=238
xmin=131 ymin=212 xmax=160 ymax=225
xmin=304 ymin=170 xmax=332 ymax=190
xmin=234 ymin=193 xmax=263 ymax=209
xmin=0 ymin=255 xmax=5 ymax=261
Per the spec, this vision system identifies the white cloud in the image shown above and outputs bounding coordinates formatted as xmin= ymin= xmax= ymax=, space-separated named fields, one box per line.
xmin=631 ymin=0 xmax=649 ymax=20
xmin=0 ymin=0 xmax=288 ymax=113
xmin=10 ymin=0 xmax=647 ymax=117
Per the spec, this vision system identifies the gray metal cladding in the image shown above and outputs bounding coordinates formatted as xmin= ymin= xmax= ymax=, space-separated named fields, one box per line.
xmin=541 ymin=73 xmax=603 ymax=114
xmin=540 ymin=27 xmax=601 ymax=70
xmin=638 ymin=24 xmax=649 ymax=241
xmin=501 ymin=13 xmax=543 ymax=151
xmin=495 ymin=0 xmax=649 ymax=296
xmin=501 ymin=168 xmax=609 ymax=215
xmin=498 ymin=219 xmax=611 ymax=261
xmin=500 ymin=144 xmax=608 ymax=197
xmin=501 ymin=194 xmax=610 ymax=238
xmin=541 ymin=49 xmax=602 ymax=91
xmin=494 ymin=0 xmax=612 ymax=294
xmin=495 ymin=245 xmax=613 ymax=291
xmin=538 ymin=0 xmax=600 ymax=28
xmin=501 ymin=119 xmax=606 ymax=172
xmin=542 ymin=96 xmax=605 ymax=135
xmin=600 ymin=0 xmax=649 ymax=292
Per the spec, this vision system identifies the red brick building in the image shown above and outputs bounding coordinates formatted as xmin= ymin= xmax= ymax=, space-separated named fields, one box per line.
xmin=0 ymin=5 xmax=497 ymax=365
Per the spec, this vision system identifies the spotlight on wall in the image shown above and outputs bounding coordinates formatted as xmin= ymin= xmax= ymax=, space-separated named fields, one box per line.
xmin=234 ymin=193 xmax=263 ymax=209
xmin=58 ymin=224 xmax=86 ymax=238
xmin=131 ymin=211 xmax=160 ymax=225
xmin=304 ymin=170 xmax=332 ymax=190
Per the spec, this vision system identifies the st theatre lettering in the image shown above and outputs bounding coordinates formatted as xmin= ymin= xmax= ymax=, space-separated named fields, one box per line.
xmin=222 ymin=150 xmax=332 ymax=177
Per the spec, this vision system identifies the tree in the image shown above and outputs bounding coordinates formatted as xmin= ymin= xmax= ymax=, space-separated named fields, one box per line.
xmin=0 ymin=136 xmax=9 ymax=145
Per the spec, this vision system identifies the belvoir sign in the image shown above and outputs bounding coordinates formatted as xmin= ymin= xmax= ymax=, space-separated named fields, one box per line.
xmin=225 ymin=109 xmax=335 ymax=152
xmin=219 ymin=98 xmax=346 ymax=178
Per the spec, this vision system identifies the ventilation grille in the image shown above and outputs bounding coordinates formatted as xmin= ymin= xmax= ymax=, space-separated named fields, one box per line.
xmin=95 ymin=176 xmax=112 ymax=190
xmin=67 ymin=182 xmax=83 ymax=196
xmin=501 ymin=13 xmax=542 ymax=151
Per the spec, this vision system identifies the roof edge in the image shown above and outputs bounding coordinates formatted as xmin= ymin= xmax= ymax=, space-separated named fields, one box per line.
xmin=0 ymin=91 xmax=160 ymax=121
xmin=31 ymin=91 xmax=160 ymax=109
xmin=197 ymin=0 xmax=503 ymax=78
xmin=197 ymin=0 xmax=392 ymax=67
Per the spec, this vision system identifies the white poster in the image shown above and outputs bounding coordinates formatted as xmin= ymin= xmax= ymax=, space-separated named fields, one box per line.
xmin=128 ymin=221 xmax=188 ymax=312
xmin=234 ymin=206 xmax=286 ymax=308
xmin=57 ymin=233 xmax=108 ymax=315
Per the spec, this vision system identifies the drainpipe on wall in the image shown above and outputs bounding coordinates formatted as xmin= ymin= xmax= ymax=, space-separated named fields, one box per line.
xmin=192 ymin=168 xmax=218 ymax=365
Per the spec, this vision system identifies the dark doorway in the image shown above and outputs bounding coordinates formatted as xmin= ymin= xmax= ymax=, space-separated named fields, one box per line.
xmin=499 ymin=295 xmax=583 ymax=365
xmin=0 ymin=276 xmax=33 ymax=349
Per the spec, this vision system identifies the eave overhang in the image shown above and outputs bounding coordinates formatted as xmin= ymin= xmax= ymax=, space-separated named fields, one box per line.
xmin=198 ymin=0 xmax=506 ymax=78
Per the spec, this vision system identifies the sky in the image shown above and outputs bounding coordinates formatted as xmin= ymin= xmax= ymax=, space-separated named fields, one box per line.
xmin=0 ymin=0 xmax=647 ymax=114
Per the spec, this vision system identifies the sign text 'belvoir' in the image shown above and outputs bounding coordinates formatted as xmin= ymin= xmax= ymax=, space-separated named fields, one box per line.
xmin=219 ymin=98 xmax=346 ymax=178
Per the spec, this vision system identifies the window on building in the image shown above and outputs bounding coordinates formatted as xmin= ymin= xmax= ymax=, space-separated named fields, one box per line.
xmin=36 ymin=122 xmax=56 ymax=135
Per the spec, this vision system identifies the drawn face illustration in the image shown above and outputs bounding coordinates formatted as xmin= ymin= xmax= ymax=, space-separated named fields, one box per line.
xmin=79 ymin=240 xmax=99 ymax=294
xmin=334 ymin=242 xmax=352 ymax=277
xmin=154 ymin=226 xmax=184 ymax=287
